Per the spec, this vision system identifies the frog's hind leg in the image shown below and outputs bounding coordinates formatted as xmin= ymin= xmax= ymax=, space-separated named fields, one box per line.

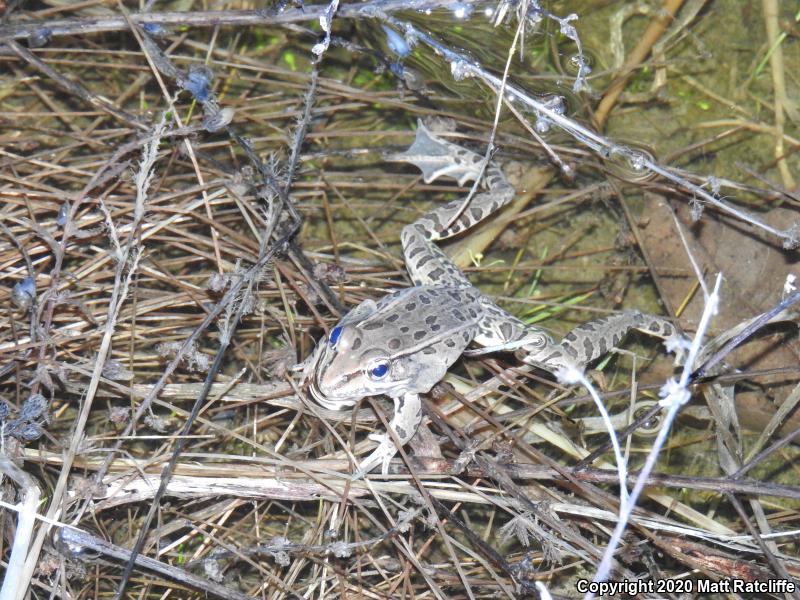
xmin=393 ymin=121 xmax=515 ymax=288
xmin=468 ymin=299 xmax=686 ymax=375
xmin=527 ymin=310 xmax=687 ymax=374
xmin=401 ymin=187 xmax=515 ymax=286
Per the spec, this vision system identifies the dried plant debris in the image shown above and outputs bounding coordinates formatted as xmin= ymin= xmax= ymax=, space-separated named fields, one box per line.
xmin=0 ymin=394 xmax=49 ymax=443
xmin=0 ymin=0 xmax=798 ymax=599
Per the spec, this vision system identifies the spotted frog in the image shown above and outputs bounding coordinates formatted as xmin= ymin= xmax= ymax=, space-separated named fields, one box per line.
xmin=305 ymin=121 xmax=682 ymax=476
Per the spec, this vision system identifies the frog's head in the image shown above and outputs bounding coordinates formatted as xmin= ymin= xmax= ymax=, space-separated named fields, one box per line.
xmin=308 ymin=297 xmax=411 ymax=409
xmin=307 ymin=289 xmax=471 ymax=409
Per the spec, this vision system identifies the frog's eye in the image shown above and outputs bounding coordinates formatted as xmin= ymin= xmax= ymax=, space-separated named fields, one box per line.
xmin=329 ymin=326 xmax=343 ymax=347
xmin=368 ymin=360 xmax=390 ymax=380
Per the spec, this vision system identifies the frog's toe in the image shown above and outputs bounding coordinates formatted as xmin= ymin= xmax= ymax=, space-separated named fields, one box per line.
xmin=368 ymin=432 xmax=388 ymax=444
xmin=355 ymin=438 xmax=398 ymax=477
xmin=352 ymin=453 xmax=378 ymax=479
xmin=351 ymin=465 xmax=369 ymax=481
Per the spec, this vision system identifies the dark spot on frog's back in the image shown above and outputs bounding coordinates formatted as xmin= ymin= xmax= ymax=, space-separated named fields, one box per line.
xmin=400 ymin=326 xmax=410 ymax=333
xmin=351 ymin=337 xmax=362 ymax=351
xmin=560 ymin=345 xmax=578 ymax=359
xmin=386 ymin=313 xmax=399 ymax=323
xmin=388 ymin=338 xmax=401 ymax=350
xmin=415 ymin=255 xmax=433 ymax=268
xmin=419 ymin=294 xmax=431 ymax=304
xmin=405 ymin=302 xmax=417 ymax=311
xmin=425 ymin=315 xmax=437 ymax=325
xmin=363 ymin=321 xmax=383 ymax=331
xmin=414 ymin=330 xmax=427 ymax=341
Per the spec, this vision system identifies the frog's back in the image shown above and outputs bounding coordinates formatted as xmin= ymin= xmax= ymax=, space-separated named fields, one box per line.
xmin=364 ymin=285 xmax=484 ymax=357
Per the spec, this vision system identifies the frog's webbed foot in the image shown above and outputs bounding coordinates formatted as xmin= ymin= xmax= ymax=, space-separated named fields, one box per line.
xmin=352 ymin=392 xmax=422 ymax=479
xmin=386 ymin=120 xmax=481 ymax=186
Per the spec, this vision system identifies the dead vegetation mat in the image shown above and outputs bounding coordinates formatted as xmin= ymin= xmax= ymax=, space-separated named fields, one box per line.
xmin=1 ymin=1 xmax=799 ymax=598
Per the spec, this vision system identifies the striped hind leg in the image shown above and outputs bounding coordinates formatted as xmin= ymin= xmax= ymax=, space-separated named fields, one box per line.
xmin=469 ymin=302 xmax=685 ymax=375
xmin=392 ymin=121 xmax=515 ymax=287
xmin=536 ymin=311 xmax=687 ymax=374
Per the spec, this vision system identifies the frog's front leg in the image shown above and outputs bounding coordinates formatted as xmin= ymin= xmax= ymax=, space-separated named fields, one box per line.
xmin=355 ymin=392 xmax=422 ymax=477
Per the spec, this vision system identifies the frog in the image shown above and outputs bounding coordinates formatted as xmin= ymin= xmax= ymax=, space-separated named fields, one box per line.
xmin=304 ymin=120 xmax=684 ymax=476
